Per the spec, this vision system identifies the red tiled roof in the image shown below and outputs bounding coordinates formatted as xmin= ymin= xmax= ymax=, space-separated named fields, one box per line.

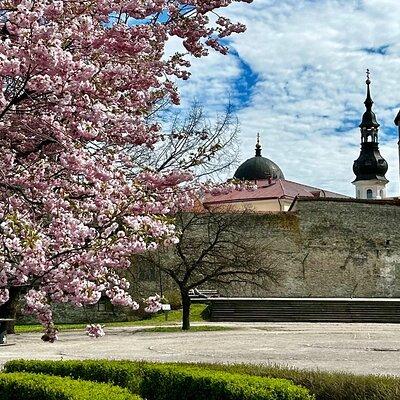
xmin=203 ymin=179 xmax=347 ymax=205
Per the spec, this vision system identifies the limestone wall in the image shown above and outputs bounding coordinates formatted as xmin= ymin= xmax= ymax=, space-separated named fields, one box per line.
xmin=225 ymin=198 xmax=400 ymax=298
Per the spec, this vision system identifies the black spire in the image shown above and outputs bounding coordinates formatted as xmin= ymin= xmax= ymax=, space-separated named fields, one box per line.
xmin=395 ymin=110 xmax=400 ymax=127
xmin=255 ymin=133 xmax=262 ymax=157
xmin=359 ymin=69 xmax=380 ymax=132
xmin=353 ymin=70 xmax=388 ymax=183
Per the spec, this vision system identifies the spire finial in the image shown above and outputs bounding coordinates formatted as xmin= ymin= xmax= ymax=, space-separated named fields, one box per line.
xmin=255 ymin=133 xmax=262 ymax=157
xmin=366 ymin=68 xmax=371 ymax=84
xmin=364 ymin=68 xmax=373 ymax=111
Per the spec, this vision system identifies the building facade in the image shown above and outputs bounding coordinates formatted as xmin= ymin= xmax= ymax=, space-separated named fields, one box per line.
xmin=205 ymin=72 xmax=400 ymax=211
xmin=204 ymin=135 xmax=346 ymax=212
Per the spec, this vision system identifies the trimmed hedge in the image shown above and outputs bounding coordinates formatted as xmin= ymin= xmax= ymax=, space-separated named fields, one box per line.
xmin=0 ymin=372 xmax=141 ymax=400
xmin=7 ymin=359 xmax=400 ymax=400
xmin=189 ymin=363 xmax=400 ymax=400
xmin=5 ymin=359 xmax=313 ymax=400
xmin=4 ymin=359 xmax=142 ymax=393
xmin=139 ymin=364 xmax=314 ymax=400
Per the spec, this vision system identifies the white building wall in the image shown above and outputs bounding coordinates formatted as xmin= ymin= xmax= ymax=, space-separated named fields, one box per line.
xmin=208 ymin=199 xmax=294 ymax=212
xmin=353 ymin=179 xmax=387 ymax=199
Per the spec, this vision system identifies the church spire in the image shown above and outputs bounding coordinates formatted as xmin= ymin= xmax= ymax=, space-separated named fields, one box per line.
xmin=395 ymin=110 xmax=400 ymax=196
xmin=255 ymin=133 xmax=262 ymax=157
xmin=359 ymin=69 xmax=380 ymax=132
xmin=352 ymin=69 xmax=388 ymax=199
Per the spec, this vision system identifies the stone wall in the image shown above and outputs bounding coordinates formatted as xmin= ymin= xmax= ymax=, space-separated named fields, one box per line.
xmin=19 ymin=198 xmax=400 ymax=324
xmin=226 ymin=198 xmax=400 ymax=298
xmin=17 ymin=299 xmax=130 ymax=325
xmin=128 ymin=198 xmax=400 ymax=299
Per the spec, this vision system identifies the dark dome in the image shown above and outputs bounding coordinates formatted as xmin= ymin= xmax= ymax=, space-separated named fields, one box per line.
xmin=234 ymin=156 xmax=284 ymax=181
xmin=353 ymin=142 xmax=388 ymax=183
xmin=234 ymin=135 xmax=284 ymax=181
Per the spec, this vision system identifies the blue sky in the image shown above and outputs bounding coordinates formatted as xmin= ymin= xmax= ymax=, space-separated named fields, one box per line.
xmin=170 ymin=0 xmax=400 ymax=196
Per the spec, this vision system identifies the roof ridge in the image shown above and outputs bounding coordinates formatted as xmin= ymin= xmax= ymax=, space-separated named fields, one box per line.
xmin=281 ymin=178 xmax=320 ymax=191
xmin=278 ymin=179 xmax=286 ymax=197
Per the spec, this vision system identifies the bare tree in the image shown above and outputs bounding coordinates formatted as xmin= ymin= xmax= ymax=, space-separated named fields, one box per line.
xmin=132 ymin=209 xmax=279 ymax=330
xmin=131 ymin=101 xmax=240 ymax=179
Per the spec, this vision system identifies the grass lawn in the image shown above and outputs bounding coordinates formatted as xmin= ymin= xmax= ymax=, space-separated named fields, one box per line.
xmin=15 ymin=304 xmax=209 ymax=333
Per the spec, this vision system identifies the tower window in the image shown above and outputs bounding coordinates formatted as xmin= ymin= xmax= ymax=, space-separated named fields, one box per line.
xmin=367 ymin=189 xmax=373 ymax=199
xmin=380 ymin=189 xmax=384 ymax=198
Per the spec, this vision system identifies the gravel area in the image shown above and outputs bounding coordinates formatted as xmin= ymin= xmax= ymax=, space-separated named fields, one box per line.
xmin=1 ymin=322 xmax=400 ymax=376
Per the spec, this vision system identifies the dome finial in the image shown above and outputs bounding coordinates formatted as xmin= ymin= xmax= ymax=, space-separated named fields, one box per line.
xmin=255 ymin=133 xmax=262 ymax=157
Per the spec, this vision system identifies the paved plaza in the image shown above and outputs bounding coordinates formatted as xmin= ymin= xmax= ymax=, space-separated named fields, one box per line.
xmin=1 ymin=322 xmax=400 ymax=376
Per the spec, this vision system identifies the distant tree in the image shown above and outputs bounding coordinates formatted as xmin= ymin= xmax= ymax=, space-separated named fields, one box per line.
xmin=132 ymin=101 xmax=240 ymax=179
xmin=133 ymin=209 xmax=279 ymax=330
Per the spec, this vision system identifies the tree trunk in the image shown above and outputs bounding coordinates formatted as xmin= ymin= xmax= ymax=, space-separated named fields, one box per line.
xmin=181 ymin=289 xmax=191 ymax=331
xmin=0 ymin=287 xmax=21 ymax=334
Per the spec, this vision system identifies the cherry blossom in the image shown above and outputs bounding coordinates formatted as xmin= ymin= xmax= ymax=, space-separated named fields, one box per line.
xmin=86 ymin=324 xmax=105 ymax=338
xmin=0 ymin=0 xmax=251 ymax=339
xmin=144 ymin=294 xmax=163 ymax=314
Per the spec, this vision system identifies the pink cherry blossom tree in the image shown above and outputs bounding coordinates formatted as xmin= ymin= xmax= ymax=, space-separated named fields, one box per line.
xmin=0 ymin=0 xmax=251 ymax=340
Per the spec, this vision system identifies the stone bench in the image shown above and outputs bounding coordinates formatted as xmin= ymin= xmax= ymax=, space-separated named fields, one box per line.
xmin=189 ymin=289 xmax=220 ymax=299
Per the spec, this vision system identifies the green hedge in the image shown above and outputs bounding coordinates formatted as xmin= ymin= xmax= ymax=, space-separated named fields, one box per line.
xmin=139 ymin=364 xmax=313 ymax=400
xmin=5 ymin=359 xmax=313 ymax=400
xmin=7 ymin=359 xmax=400 ymax=400
xmin=183 ymin=363 xmax=400 ymax=400
xmin=0 ymin=372 xmax=141 ymax=400
xmin=4 ymin=359 xmax=142 ymax=393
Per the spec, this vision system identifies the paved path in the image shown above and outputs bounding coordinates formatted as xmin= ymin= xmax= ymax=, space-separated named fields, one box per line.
xmin=1 ymin=322 xmax=400 ymax=376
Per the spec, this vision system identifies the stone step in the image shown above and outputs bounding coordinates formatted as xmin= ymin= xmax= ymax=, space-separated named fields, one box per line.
xmin=205 ymin=298 xmax=400 ymax=323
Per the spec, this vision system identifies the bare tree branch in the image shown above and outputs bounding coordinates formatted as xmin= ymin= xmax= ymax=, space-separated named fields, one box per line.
xmin=129 ymin=100 xmax=240 ymax=180
xmin=132 ymin=208 xmax=280 ymax=330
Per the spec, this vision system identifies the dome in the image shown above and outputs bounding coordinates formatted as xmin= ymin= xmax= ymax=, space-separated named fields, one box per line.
xmin=353 ymin=142 xmax=388 ymax=183
xmin=234 ymin=136 xmax=285 ymax=181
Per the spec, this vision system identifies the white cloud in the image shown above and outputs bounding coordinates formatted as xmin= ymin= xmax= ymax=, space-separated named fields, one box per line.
xmin=175 ymin=0 xmax=400 ymax=196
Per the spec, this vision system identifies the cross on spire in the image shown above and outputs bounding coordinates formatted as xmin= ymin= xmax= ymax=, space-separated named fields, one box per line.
xmin=366 ymin=68 xmax=371 ymax=83
xmin=364 ymin=68 xmax=373 ymax=110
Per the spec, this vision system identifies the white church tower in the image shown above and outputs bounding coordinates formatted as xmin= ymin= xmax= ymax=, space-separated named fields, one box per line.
xmin=352 ymin=70 xmax=388 ymax=199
